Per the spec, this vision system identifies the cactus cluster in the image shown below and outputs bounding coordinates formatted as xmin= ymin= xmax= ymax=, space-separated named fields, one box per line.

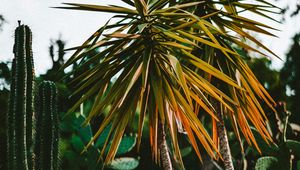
xmin=7 ymin=24 xmax=35 ymax=170
xmin=6 ymin=23 xmax=60 ymax=170
xmin=6 ymin=23 xmax=138 ymax=170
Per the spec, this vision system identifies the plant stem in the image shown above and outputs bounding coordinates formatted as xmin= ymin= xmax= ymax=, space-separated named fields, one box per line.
xmin=215 ymin=102 xmax=234 ymax=170
xmin=158 ymin=120 xmax=172 ymax=170
xmin=35 ymin=81 xmax=59 ymax=170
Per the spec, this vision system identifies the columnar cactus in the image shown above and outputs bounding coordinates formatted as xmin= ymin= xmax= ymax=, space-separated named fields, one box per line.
xmin=25 ymin=24 xmax=35 ymax=170
xmin=35 ymin=81 xmax=59 ymax=170
xmin=7 ymin=59 xmax=17 ymax=170
xmin=7 ymin=23 xmax=35 ymax=170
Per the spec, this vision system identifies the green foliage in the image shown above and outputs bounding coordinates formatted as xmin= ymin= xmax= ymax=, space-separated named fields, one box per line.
xmin=180 ymin=147 xmax=192 ymax=158
xmin=58 ymin=0 xmax=281 ymax=165
xmin=0 ymin=62 xmax=11 ymax=88
xmin=7 ymin=24 xmax=35 ymax=170
xmin=108 ymin=157 xmax=139 ymax=170
xmin=281 ymin=33 xmax=300 ymax=123
xmin=228 ymin=46 xmax=300 ymax=169
xmin=35 ymin=81 xmax=59 ymax=170
xmin=95 ymin=123 xmax=137 ymax=156
xmin=59 ymin=111 xmax=138 ymax=169
xmin=255 ymin=156 xmax=278 ymax=170
xmin=74 ymin=114 xmax=93 ymax=145
xmin=94 ymin=123 xmax=112 ymax=148
xmin=114 ymin=134 xmax=136 ymax=156
xmin=1 ymin=2 xmax=299 ymax=170
xmin=286 ymin=140 xmax=300 ymax=157
xmin=250 ymin=127 xmax=280 ymax=155
xmin=250 ymin=109 xmax=300 ymax=170
xmin=2 ymin=22 xmax=141 ymax=170
xmin=71 ymin=134 xmax=85 ymax=152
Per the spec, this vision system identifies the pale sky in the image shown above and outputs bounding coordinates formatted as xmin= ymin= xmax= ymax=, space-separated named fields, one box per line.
xmin=1 ymin=0 xmax=300 ymax=74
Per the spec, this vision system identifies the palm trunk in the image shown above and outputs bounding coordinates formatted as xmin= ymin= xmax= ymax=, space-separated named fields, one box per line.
xmin=158 ymin=121 xmax=172 ymax=170
xmin=215 ymin=102 xmax=234 ymax=170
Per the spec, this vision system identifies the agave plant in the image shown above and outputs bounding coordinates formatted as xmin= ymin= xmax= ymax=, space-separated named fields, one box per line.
xmin=57 ymin=0 xmax=280 ymax=169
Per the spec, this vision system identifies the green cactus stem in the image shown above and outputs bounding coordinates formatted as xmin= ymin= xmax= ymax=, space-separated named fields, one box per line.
xmin=7 ymin=23 xmax=35 ymax=170
xmin=7 ymin=59 xmax=16 ymax=170
xmin=35 ymin=81 xmax=59 ymax=170
xmin=25 ymin=23 xmax=35 ymax=170
xmin=108 ymin=157 xmax=139 ymax=170
xmin=255 ymin=156 xmax=278 ymax=170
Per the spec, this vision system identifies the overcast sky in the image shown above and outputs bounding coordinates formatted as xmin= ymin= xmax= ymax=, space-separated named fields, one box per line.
xmin=1 ymin=0 xmax=300 ymax=74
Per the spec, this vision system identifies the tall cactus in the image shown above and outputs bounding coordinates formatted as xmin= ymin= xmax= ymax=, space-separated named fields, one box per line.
xmin=35 ymin=81 xmax=59 ymax=170
xmin=7 ymin=23 xmax=35 ymax=170
xmin=25 ymin=23 xmax=35 ymax=170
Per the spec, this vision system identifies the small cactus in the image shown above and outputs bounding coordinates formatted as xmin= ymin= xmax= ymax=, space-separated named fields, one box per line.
xmin=108 ymin=157 xmax=139 ymax=170
xmin=7 ymin=23 xmax=35 ymax=170
xmin=35 ymin=81 xmax=59 ymax=170
xmin=255 ymin=156 xmax=278 ymax=170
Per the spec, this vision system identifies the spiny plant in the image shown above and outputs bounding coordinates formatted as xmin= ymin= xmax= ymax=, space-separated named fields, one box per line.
xmin=35 ymin=81 xmax=59 ymax=170
xmin=255 ymin=156 xmax=278 ymax=170
xmin=108 ymin=157 xmax=139 ymax=170
xmin=57 ymin=0 xmax=280 ymax=169
xmin=6 ymin=23 xmax=62 ymax=170
xmin=7 ymin=23 xmax=35 ymax=170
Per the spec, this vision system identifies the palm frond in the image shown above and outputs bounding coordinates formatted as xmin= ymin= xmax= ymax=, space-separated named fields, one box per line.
xmin=59 ymin=0 xmax=279 ymax=165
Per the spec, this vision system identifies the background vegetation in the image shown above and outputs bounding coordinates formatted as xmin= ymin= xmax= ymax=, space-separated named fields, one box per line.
xmin=0 ymin=1 xmax=300 ymax=169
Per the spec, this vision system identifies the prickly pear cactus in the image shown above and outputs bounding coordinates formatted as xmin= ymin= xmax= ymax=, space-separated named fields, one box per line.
xmin=109 ymin=157 xmax=139 ymax=170
xmin=35 ymin=81 xmax=59 ymax=170
xmin=255 ymin=156 xmax=278 ymax=170
xmin=7 ymin=23 xmax=35 ymax=170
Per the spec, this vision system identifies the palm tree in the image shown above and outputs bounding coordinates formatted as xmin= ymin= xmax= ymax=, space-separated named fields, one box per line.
xmin=57 ymin=0 xmax=280 ymax=169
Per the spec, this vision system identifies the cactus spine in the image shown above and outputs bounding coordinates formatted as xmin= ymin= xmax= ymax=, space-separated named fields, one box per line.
xmin=7 ymin=24 xmax=35 ymax=170
xmin=35 ymin=81 xmax=59 ymax=170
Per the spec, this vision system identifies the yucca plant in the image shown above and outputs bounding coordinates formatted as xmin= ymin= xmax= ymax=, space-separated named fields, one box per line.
xmin=57 ymin=0 xmax=280 ymax=169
